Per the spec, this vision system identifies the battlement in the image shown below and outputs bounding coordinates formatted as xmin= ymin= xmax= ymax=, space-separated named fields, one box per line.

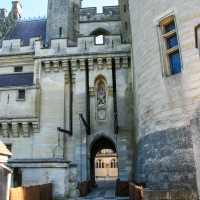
xmin=0 ymin=35 xmax=129 ymax=56
xmin=80 ymin=6 xmax=120 ymax=22
xmin=0 ymin=37 xmax=40 ymax=55
xmin=35 ymin=35 xmax=129 ymax=57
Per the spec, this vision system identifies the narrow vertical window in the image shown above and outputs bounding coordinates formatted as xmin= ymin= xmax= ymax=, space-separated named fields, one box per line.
xmin=124 ymin=5 xmax=127 ymax=12
xmin=59 ymin=27 xmax=62 ymax=37
xmin=125 ymin=22 xmax=128 ymax=30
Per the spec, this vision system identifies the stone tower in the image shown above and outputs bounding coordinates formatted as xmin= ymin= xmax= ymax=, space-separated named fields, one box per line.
xmin=46 ymin=0 xmax=81 ymax=43
xmin=129 ymin=0 xmax=200 ymax=194
xmin=118 ymin=0 xmax=130 ymax=43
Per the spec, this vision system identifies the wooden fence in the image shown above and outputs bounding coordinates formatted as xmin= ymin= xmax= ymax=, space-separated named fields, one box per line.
xmin=10 ymin=183 xmax=53 ymax=200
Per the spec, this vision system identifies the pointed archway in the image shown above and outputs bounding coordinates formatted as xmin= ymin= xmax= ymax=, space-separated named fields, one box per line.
xmin=90 ymin=137 xmax=117 ymax=187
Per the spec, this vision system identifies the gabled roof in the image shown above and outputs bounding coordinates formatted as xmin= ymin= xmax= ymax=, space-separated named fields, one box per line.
xmin=0 ymin=141 xmax=12 ymax=156
xmin=9 ymin=19 xmax=47 ymax=46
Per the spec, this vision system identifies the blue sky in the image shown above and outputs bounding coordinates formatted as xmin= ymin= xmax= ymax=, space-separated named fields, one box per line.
xmin=0 ymin=0 xmax=118 ymax=19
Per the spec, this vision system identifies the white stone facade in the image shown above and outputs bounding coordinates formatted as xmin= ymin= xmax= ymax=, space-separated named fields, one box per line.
xmin=0 ymin=0 xmax=199 ymax=199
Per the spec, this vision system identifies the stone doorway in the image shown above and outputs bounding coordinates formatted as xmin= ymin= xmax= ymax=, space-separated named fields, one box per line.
xmin=90 ymin=137 xmax=118 ymax=188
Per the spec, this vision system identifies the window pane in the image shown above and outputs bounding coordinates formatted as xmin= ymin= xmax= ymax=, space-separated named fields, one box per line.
xmin=95 ymin=35 xmax=104 ymax=44
xmin=169 ymin=51 xmax=181 ymax=75
xmin=165 ymin=22 xmax=175 ymax=33
xmin=167 ymin=35 xmax=178 ymax=49
xmin=14 ymin=67 xmax=23 ymax=72
xmin=18 ymin=90 xmax=25 ymax=99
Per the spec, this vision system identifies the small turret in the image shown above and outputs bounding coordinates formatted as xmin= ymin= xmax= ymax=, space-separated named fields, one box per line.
xmin=11 ymin=1 xmax=22 ymax=20
xmin=0 ymin=9 xmax=7 ymax=19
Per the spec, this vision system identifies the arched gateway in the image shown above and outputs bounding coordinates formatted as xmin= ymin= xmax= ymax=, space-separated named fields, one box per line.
xmin=89 ymin=136 xmax=118 ymax=187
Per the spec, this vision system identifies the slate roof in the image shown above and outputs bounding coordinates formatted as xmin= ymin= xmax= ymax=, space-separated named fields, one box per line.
xmin=0 ymin=141 xmax=12 ymax=156
xmin=9 ymin=19 xmax=47 ymax=46
xmin=0 ymin=73 xmax=34 ymax=87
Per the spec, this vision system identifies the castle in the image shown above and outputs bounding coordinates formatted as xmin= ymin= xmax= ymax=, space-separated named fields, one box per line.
xmin=0 ymin=0 xmax=200 ymax=199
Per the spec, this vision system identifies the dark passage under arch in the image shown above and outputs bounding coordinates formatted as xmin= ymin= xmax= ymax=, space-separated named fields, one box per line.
xmin=90 ymin=137 xmax=117 ymax=187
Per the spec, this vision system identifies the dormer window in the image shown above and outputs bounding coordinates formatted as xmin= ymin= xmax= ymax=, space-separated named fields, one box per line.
xmin=95 ymin=35 xmax=104 ymax=44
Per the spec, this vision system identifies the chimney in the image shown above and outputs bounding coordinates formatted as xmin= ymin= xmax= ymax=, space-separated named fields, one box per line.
xmin=0 ymin=9 xmax=7 ymax=19
xmin=11 ymin=1 xmax=22 ymax=20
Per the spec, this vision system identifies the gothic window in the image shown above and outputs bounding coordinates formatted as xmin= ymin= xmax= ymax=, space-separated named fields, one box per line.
xmin=111 ymin=159 xmax=117 ymax=168
xmin=96 ymin=159 xmax=104 ymax=168
xmin=157 ymin=14 xmax=182 ymax=76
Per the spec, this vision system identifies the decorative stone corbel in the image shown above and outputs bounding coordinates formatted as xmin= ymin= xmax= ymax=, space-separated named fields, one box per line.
xmin=12 ymin=122 xmax=19 ymax=137
xmin=53 ymin=60 xmax=59 ymax=72
xmin=79 ymin=59 xmax=85 ymax=70
xmin=106 ymin=58 xmax=112 ymax=69
xmin=123 ymin=57 xmax=129 ymax=68
xmin=88 ymin=59 xmax=94 ymax=70
xmin=32 ymin=122 xmax=39 ymax=133
xmin=62 ymin=60 xmax=68 ymax=72
xmin=115 ymin=57 xmax=120 ymax=68
xmin=2 ymin=123 xmax=9 ymax=138
xmin=44 ymin=61 xmax=51 ymax=73
xmin=22 ymin=122 xmax=29 ymax=137
xmin=97 ymin=58 xmax=103 ymax=69
xmin=71 ymin=59 xmax=77 ymax=71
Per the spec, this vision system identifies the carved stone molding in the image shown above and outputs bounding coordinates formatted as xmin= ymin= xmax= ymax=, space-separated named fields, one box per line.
xmin=123 ymin=57 xmax=129 ymax=68
xmin=106 ymin=58 xmax=112 ymax=69
xmin=80 ymin=59 xmax=85 ymax=70
xmin=89 ymin=87 xmax=95 ymax=96
xmin=88 ymin=59 xmax=94 ymax=70
xmin=97 ymin=58 xmax=103 ymax=69
xmin=96 ymin=107 xmax=108 ymax=122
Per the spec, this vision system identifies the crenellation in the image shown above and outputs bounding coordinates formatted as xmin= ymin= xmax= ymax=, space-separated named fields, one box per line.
xmin=80 ymin=6 xmax=120 ymax=22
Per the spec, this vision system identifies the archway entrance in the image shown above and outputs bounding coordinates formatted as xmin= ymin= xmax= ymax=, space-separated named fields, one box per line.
xmin=90 ymin=137 xmax=118 ymax=188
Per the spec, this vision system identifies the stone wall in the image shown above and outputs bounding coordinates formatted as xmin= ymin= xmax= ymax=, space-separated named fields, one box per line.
xmin=143 ymin=189 xmax=198 ymax=200
xmin=135 ymin=126 xmax=197 ymax=190
xmin=129 ymin=0 xmax=200 ymax=194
